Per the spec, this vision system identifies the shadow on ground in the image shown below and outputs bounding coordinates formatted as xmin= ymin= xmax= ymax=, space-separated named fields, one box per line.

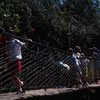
xmin=20 ymin=87 xmax=100 ymax=100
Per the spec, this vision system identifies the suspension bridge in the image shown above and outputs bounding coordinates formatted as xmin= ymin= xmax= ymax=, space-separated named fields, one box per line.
xmin=0 ymin=40 xmax=100 ymax=100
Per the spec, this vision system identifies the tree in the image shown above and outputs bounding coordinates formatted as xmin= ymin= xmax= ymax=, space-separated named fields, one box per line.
xmin=0 ymin=0 xmax=100 ymax=50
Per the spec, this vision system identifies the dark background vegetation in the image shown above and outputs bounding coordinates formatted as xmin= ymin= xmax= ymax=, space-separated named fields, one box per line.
xmin=0 ymin=0 xmax=100 ymax=51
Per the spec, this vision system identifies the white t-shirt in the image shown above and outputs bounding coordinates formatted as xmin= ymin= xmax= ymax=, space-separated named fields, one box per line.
xmin=7 ymin=39 xmax=26 ymax=61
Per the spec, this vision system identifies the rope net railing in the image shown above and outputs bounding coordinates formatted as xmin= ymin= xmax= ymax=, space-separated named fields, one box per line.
xmin=0 ymin=41 xmax=99 ymax=92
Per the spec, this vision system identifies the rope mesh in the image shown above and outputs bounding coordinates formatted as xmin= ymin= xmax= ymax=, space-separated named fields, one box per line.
xmin=0 ymin=41 xmax=99 ymax=91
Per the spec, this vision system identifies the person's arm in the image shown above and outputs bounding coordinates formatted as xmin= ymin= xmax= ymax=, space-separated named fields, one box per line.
xmin=25 ymin=39 xmax=32 ymax=47
xmin=14 ymin=39 xmax=32 ymax=48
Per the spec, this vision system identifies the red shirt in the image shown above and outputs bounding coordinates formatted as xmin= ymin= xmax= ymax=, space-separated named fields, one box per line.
xmin=0 ymin=36 xmax=6 ymax=47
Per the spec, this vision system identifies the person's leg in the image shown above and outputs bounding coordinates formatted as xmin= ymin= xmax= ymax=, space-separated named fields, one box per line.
xmin=88 ymin=67 xmax=92 ymax=84
xmin=91 ymin=67 xmax=94 ymax=83
xmin=76 ymin=72 xmax=83 ymax=85
xmin=17 ymin=77 xmax=23 ymax=87
xmin=9 ymin=60 xmax=23 ymax=92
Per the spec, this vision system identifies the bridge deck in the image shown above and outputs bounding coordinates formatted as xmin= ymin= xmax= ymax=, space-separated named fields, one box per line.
xmin=0 ymin=84 xmax=100 ymax=100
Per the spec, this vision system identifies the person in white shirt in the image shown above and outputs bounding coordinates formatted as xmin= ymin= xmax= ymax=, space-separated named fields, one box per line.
xmin=72 ymin=46 xmax=83 ymax=87
xmin=6 ymin=37 xmax=32 ymax=93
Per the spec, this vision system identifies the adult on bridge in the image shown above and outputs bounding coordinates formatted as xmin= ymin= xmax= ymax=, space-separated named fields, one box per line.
xmin=0 ymin=27 xmax=32 ymax=93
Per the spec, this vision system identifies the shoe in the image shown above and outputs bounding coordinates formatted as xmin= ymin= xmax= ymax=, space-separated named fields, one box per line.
xmin=22 ymin=88 xmax=25 ymax=94
xmin=21 ymin=82 xmax=26 ymax=94
xmin=16 ymin=90 xmax=25 ymax=94
xmin=16 ymin=90 xmax=23 ymax=94
xmin=16 ymin=88 xmax=25 ymax=94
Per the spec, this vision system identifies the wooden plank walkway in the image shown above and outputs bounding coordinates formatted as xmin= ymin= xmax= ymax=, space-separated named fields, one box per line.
xmin=0 ymin=84 xmax=100 ymax=100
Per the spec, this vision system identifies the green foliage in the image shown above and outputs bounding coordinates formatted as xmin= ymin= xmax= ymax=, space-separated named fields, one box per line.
xmin=0 ymin=0 xmax=100 ymax=49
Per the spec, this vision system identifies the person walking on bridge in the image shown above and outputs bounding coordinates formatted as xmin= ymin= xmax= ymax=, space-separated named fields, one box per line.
xmin=1 ymin=27 xmax=32 ymax=93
